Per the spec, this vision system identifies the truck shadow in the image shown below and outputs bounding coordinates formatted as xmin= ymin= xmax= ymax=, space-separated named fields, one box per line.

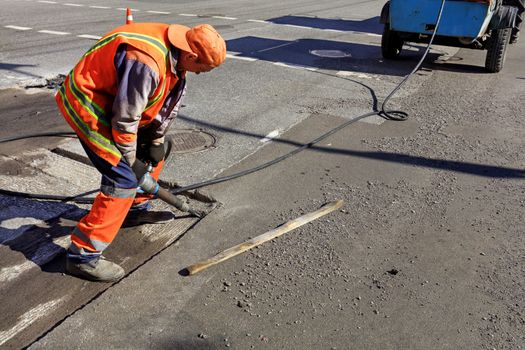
xmin=425 ymin=56 xmax=490 ymax=74
xmin=226 ymin=36 xmax=440 ymax=77
xmin=266 ymin=15 xmax=383 ymax=35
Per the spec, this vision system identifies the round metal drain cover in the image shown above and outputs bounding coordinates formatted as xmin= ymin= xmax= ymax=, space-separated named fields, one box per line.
xmin=310 ymin=50 xmax=352 ymax=58
xmin=167 ymin=129 xmax=216 ymax=154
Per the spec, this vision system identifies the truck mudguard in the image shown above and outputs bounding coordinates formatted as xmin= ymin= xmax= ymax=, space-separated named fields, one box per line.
xmin=490 ymin=5 xmax=518 ymax=29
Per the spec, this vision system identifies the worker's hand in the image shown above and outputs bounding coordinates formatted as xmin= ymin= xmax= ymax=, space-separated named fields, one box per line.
xmin=137 ymin=141 xmax=166 ymax=167
xmin=145 ymin=143 xmax=166 ymax=166
xmin=131 ymin=159 xmax=148 ymax=181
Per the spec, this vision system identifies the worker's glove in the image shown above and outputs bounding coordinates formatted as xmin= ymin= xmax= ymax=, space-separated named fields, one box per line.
xmin=131 ymin=159 xmax=149 ymax=181
xmin=137 ymin=142 xmax=166 ymax=167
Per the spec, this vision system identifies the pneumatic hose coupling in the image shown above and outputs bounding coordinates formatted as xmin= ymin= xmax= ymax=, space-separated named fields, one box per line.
xmin=138 ymin=172 xmax=160 ymax=197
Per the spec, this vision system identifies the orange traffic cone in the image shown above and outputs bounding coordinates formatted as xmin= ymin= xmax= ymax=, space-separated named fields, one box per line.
xmin=126 ymin=8 xmax=133 ymax=24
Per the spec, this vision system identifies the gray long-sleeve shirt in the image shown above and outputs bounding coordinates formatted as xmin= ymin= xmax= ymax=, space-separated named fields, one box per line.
xmin=111 ymin=44 xmax=186 ymax=165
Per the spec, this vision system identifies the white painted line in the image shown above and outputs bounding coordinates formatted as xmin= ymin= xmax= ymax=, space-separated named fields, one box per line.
xmin=212 ymin=15 xmax=237 ymax=20
xmin=38 ymin=30 xmax=70 ymax=35
xmin=366 ymin=33 xmax=382 ymax=37
xmin=247 ymin=19 xmax=269 ymax=24
xmin=257 ymin=41 xmax=295 ymax=53
xmin=4 ymin=25 xmax=32 ymax=31
xmin=284 ymin=24 xmax=311 ymax=30
xmin=0 ymin=261 xmax=33 ymax=283
xmin=0 ymin=237 xmax=69 ymax=283
xmin=0 ymin=298 xmax=65 ymax=347
xmin=226 ymin=53 xmax=258 ymax=62
xmin=89 ymin=5 xmax=110 ymax=9
xmin=37 ymin=0 xmax=57 ymax=3
xmin=147 ymin=10 xmax=170 ymax=14
xmin=337 ymin=70 xmax=377 ymax=79
xmin=273 ymin=62 xmax=317 ymax=71
xmin=323 ymin=29 xmax=345 ymax=33
xmin=260 ymin=130 xmax=280 ymax=143
xmin=77 ymin=34 xmax=101 ymax=40
xmin=117 ymin=7 xmax=140 ymax=11
xmin=64 ymin=3 xmax=84 ymax=6
xmin=179 ymin=13 xmax=197 ymax=17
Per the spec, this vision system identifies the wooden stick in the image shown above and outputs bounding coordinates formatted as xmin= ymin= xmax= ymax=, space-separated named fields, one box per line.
xmin=184 ymin=200 xmax=344 ymax=275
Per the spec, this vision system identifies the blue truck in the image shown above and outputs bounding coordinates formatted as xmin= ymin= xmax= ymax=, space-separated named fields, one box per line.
xmin=380 ymin=0 xmax=521 ymax=72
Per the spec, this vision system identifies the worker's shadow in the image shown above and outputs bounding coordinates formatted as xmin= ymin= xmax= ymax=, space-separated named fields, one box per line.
xmin=0 ymin=196 xmax=87 ymax=276
xmin=0 ymin=62 xmax=40 ymax=78
xmin=226 ymin=36 xmax=441 ymax=77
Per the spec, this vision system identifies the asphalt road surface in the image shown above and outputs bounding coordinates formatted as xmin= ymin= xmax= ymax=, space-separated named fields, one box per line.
xmin=0 ymin=0 xmax=524 ymax=349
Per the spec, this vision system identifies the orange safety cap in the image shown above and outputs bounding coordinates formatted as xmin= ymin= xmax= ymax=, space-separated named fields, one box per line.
xmin=168 ymin=24 xmax=226 ymax=67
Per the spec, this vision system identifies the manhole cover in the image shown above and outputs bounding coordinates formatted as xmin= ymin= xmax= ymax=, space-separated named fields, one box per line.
xmin=310 ymin=50 xmax=352 ymax=58
xmin=167 ymin=129 xmax=216 ymax=154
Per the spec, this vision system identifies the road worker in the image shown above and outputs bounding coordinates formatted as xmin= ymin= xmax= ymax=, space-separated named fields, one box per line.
xmin=55 ymin=22 xmax=226 ymax=282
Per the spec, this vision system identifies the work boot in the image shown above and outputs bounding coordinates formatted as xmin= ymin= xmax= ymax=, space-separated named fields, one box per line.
xmin=66 ymin=256 xmax=125 ymax=282
xmin=124 ymin=201 xmax=174 ymax=227
xmin=129 ymin=200 xmax=152 ymax=213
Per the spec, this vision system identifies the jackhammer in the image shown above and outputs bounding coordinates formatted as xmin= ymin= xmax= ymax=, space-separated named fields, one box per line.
xmin=134 ymin=161 xmax=206 ymax=218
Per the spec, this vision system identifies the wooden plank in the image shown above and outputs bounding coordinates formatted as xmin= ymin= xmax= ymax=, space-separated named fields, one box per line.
xmin=184 ymin=200 xmax=344 ymax=275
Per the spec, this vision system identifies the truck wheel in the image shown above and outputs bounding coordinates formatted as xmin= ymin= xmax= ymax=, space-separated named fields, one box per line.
xmin=381 ymin=24 xmax=404 ymax=59
xmin=485 ymin=28 xmax=511 ymax=73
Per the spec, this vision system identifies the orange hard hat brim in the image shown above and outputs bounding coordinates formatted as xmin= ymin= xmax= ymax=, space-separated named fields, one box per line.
xmin=167 ymin=24 xmax=194 ymax=53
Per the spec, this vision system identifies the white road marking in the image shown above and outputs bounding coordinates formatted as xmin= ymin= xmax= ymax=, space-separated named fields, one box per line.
xmin=257 ymin=41 xmax=295 ymax=53
xmin=38 ymin=30 xmax=70 ymax=35
xmin=89 ymin=5 xmax=110 ymax=9
xmin=179 ymin=13 xmax=197 ymax=17
xmin=63 ymin=3 xmax=84 ymax=6
xmin=337 ymin=70 xmax=378 ymax=80
xmin=117 ymin=7 xmax=140 ymax=11
xmin=0 ymin=298 xmax=65 ymax=347
xmin=247 ymin=19 xmax=269 ymax=24
xmin=260 ymin=130 xmax=280 ymax=143
xmin=77 ymin=34 xmax=101 ymax=40
xmin=226 ymin=54 xmax=258 ymax=62
xmin=284 ymin=24 xmax=311 ymax=30
xmin=323 ymin=29 xmax=345 ymax=33
xmin=37 ymin=0 xmax=57 ymax=3
xmin=147 ymin=10 xmax=170 ymax=14
xmin=366 ymin=33 xmax=382 ymax=37
xmin=0 ymin=261 xmax=34 ymax=283
xmin=273 ymin=62 xmax=317 ymax=71
xmin=0 ymin=217 xmax=43 ymax=244
xmin=0 ymin=236 xmax=69 ymax=283
xmin=212 ymin=15 xmax=237 ymax=20
xmin=4 ymin=25 xmax=32 ymax=31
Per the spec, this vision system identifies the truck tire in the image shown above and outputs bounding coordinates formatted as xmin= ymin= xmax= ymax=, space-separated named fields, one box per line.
xmin=485 ymin=28 xmax=511 ymax=72
xmin=381 ymin=24 xmax=404 ymax=59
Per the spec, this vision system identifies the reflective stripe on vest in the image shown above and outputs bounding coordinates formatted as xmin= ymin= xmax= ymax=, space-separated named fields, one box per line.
xmin=57 ymin=79 xmax=121 ymax=162
xmin=57 ymin=23 xmax=174 ymax=165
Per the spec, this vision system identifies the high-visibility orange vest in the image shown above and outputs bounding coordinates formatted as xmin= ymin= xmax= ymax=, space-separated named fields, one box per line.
xmin=56 ymin=23 xmax=178 ymax=166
